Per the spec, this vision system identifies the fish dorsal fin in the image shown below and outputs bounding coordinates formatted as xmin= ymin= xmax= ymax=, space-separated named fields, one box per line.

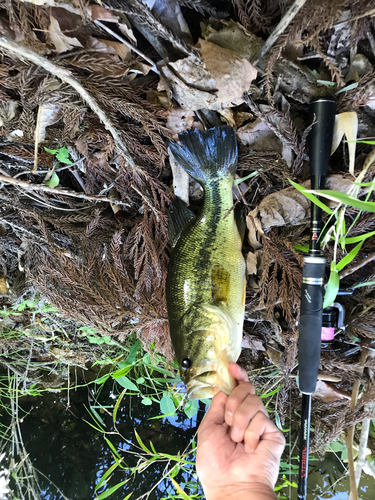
xmin=234 ymin=205 xmax=246 ymax=243
xmin=168 ymin=197 xmax=195 ymax=248
xmin=211 ymin=265 xmax=231 ymax=305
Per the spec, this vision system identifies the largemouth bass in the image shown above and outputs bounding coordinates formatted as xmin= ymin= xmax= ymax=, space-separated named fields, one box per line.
xmin=167 ymin=126 xmax=246 ymax=400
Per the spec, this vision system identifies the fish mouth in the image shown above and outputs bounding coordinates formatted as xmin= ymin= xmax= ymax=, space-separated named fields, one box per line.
xmin=185 ymin=366 xmax=236 ymax=400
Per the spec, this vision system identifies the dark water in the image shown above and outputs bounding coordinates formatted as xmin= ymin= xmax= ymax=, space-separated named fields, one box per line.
xmin=6 ymin=376 xmax=375 ymax=500
xmin=15 ymin=376 xmax=203 ymax=500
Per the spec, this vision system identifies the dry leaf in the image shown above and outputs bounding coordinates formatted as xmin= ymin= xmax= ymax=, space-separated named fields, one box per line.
xmin=97 ymin=38 xmax=131 ymax=61
xmin=36 ymin=103 xmax=61 ymax=143
xmin=200 ymin=39 xmax=257 ymax=105
xmin=168 ymin=146 xmax=189 ymax=205
xmin=90 ymin=4 xmax=119 ymax=22
xmin=241 ymin=336 xmax=265 ymax=351
xmin=237 ymin=118 xmax=282 ymax=152
xmin=160 ymin=39 xmax=257 ymax=111
xmin=331 ymin=112 xmax=358 ymax=175
xmin=108 ymin=187 xmax=122 ymax=214
xmin=246 ymin=252 xmax=257 ymax=275
xmin=0 ymin=101 xmax=17 ymax=126
xmin=48 ymin=15 xmax=83 ymax=54
xmin=201 ymin=19 xmax=263 ymax=62
xmin=246 ymin=208 xmax=264 ymax=249
xmin=166 ymin=107 xmax=203 ymax=138
xmin=314 ymin=380 xmax=351 ymax=402
xmin=0 ymin=277 xmax=7 ymax=294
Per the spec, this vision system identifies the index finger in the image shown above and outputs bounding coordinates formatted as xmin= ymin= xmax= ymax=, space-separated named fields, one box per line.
xmin=198 ymin=391 xmax=227 ymax=435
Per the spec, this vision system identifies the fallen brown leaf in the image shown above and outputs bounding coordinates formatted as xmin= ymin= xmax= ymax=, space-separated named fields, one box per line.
xmin=246 ymin=251 xmax=257 ymax=275
xmin=97 ymin=38 xmax=131 ymax=61
xmin=0 ymin=277 xmax=7 ymax=294
xmin=48 ymin=15 xmax=83 ymax=54
xmin=314 ymin=380 xmax=351 ymax=402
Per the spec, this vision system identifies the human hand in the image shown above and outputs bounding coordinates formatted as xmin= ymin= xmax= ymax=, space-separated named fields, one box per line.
xmin=196 ymin=363 xmax=285 ymax=500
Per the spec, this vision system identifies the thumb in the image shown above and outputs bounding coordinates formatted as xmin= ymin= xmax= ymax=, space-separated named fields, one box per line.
xmin=229 ymin=362 xmax=249 ymax=384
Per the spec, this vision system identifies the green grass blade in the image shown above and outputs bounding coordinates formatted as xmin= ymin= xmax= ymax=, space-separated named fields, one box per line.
xmin=289 ymin=180 xmax=333 ymax=214
xmin=105 ymin=437 xmax=122 ymax=460
xmin=113 ymin=389 xmax=126 ymax=427
xmin=323 ymin=262 xmax=340 ymax=308
xmin=95 ymin=460 xmax=121 ymax=491
xmin=336 ymin=241 xmax=363 ymax=272
xmin=95 ymin=479 xmax=128 ymax=499
xmin=134 ymin=429 xmax=151 ymax=454
xmin=310 ymin=190 xmax=375 ymax=213
xmin=353 ymin=281 xmax=375 ymax=289
xmin=341 ymin=230 xmax=375 ymax=244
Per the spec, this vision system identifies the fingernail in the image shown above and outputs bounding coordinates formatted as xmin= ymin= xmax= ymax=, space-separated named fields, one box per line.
xmin=231 ymin=427 xmax=241 ymax=441
xmin=245 ymin=444 xmax=254 ymax=453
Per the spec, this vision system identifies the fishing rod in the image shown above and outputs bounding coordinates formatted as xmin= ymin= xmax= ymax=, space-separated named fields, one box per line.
xmin=297 ymin=96 xmax=336 ymax=500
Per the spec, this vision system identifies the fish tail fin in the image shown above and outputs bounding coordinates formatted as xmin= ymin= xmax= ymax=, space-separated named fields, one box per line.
xmin=169 ymin=126 xmax=238 ymax=185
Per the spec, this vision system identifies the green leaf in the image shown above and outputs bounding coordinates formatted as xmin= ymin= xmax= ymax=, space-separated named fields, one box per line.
xmin=95 ymin=479 xmax=128 ymax=499
xmin=233 ymin=171 xmax=260 ymax=185
xmin=184 ymin=400 xmax=198 ymax=418
xmin=141 ymin=397 xmax=152 ymax=406
xmin=336 ymin=241 xmax=363 ymax=272
xmin=311 ymin=189 xmax=375 ymax=213
xmin=105 ymin=437 xmax=122 ymax=460
xmin=335 ymin=82 xmax=358 ymax=95
xmin=160 ymin=395 xmax=176 ymax=416
xmin=200 ymin=398 xmax=212 ymax=406
xmin=355 ymin=140 xmax=375 ymax=145
xmin=169 ymin=464 xmax=181 ymax=479
xmin=95 ymin=460 xmax=121 ymax=492
xmin=136 ymin=377 xmax=145 ymax=384
xmin=289 ymin=179 xmax=333 ymax=214
xmin=113 ymin=389 xmax=126 ymax=427
xmin=260 ymin=385 xmax=282 ymax=399
xmin=295 ymin=244 xmax=309 ymax=252
xmin=169 ymin=477 xmax=191 ymax=500
xmin=56 ymin=146 xmax=73 ymax=164
xmin=323 ymin=262 xmax=340 ymax=308
xmin=45 ymin=171 xmax=60 ymax=187
xmin=44 ymin=147 xmax=58 ymax=154
xmin=329 ymin=440 xmax=346 ymax=453
xmin=115 ymin=376 xmax=139 ymax=392
xmin=134 ymin=429 xmax=151 ymax=453
xmin=125 ymin=340 xmax=140 ymax=365
xmin=341 ymin=230 xmax=375 ymax=244
xmin=353 ymin=280 xmax=375 ymax=289
xmin=317 ymin=80 xmax=336 ymax=87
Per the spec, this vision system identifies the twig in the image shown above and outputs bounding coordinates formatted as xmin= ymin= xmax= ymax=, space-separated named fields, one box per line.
xmin=0 ymin=173 xmax=130 ymax=207
xmin=346 ymin=347 xmax=368 ymax=500
xmin=339 ymin=252 xmax=375 ymax=279
xmin=333 ymin=8 xmax=375 ymax=26
xmin=0 ymin=36 xmax=140 ymax=173
xmin=131 ymin=183 xmax=160 ymax=221
xmin=94 ymin=20 xmax=157 ymax=71
xmin=253 ymin=0 xmax=308 ymax=65
xmin=33 ymin=105 xmax=42 ymax=174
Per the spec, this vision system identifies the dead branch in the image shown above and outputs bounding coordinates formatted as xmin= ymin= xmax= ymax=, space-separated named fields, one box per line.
xmin=93 ymin=20 xmax=157 ymax=70
xmin=339 ymin=252 xmax=375 ymax=279
xmin=253 ymin=0 xmax=309 ymax=65
xmin=0 ymin=36 xmax=140 ymax=174
xmin=0 ymin=173 xmax=130 ymax=207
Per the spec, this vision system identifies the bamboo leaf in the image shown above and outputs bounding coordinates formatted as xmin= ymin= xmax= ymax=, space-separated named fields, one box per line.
xmin=95 ymin=479 xmax=128 ymax=499
xmin=336 ymin=241 xmax=363 ymax=272
xmin=105 ymin=437 xmax=122 ymax=460
xmin=289 ymin=179 xmax=333 ymax=214
xmin=341 ymin=230 xmax=375 ymax=245
xmin=95 ymin=460 xmax=121 ymax=491
xmin=169 ymin=477 xmax=192 ymax=500
xmin=309 ymin=190 xmax=375 ymax=212
xmin=113 ymin=389 xmax=126 ymax=427
xmin=323 ymin=262 xmax=340 ymax=308
xmin=353 ymin=281 xmax=375 ymax=289
xmin=134 ymin=429 xmax=151 ymax=454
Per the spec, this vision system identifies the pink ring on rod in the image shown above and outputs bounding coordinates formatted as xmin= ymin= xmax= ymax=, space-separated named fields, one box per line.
xmin=321 ymin=327 xmax=335 ymax=342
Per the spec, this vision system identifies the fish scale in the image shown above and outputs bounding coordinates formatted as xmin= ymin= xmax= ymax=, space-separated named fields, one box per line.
xmin=167 ymin=126 xmax=246 ymax=400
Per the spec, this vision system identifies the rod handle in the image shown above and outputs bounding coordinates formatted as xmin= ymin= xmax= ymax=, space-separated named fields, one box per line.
xmin=308 ymin=96 xmax=336 ymax=178
xmin=298 ymin=257 xmax=326 ymax=394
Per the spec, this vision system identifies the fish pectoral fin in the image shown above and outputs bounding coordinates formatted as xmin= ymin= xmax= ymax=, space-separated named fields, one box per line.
xmin=211 ymin=265 xmax=231 ymax=305
xmin=168 ymin=196 xmax=195 ymax=248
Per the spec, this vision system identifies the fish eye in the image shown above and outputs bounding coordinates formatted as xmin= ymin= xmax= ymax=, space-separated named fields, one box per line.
xmin=181 ymin=358 xmax=192 ymax=369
